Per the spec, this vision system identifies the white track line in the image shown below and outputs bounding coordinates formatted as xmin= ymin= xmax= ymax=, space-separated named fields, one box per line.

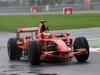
xmin=88 ymin=38 xmax=100 ymax=41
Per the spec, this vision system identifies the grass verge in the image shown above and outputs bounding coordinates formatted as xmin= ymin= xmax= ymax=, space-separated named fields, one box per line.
xmin=0 ymin=13 xmax=100 ymax=32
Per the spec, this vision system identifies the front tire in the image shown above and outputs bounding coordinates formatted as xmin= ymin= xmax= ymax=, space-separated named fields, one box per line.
xmin=28 ymin=40 xmax=42 ymax=65
xmin=74 ymin=37 xmax=89 ymax=62
xmin=7 ymin=38 xmax=22 ymax=60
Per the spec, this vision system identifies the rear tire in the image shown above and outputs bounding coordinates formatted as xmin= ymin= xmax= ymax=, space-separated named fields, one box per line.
xmin=74 ymin=37 xmax=89 ymax=62
xmin=7 ymin=38 xmax=22 ymax=60
xmin=28 ymin=40 xmax=42 ymax=65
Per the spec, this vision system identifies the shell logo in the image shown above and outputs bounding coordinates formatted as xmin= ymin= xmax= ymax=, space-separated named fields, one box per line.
xmin=66 ymin=10 xmax=71 ymax=14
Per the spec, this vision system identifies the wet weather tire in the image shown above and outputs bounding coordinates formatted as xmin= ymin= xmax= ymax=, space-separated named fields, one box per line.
xmin=28 ymin=40 xmax=42 ymax=65
xmin=7 ymin=38 xmax=22 ymax=60
xmin=74 ymin=37 xmax=89 ymax=62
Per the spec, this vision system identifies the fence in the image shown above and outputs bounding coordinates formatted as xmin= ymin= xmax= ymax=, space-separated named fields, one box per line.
xmin=0 ymin=0 xmax=100 ymax=12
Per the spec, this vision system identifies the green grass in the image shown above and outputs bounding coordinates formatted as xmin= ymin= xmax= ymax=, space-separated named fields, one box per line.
xmin=0 ymin=13 xmax=100 ymax=32
xmin=88 ymin=39 xmax=100 ymax=48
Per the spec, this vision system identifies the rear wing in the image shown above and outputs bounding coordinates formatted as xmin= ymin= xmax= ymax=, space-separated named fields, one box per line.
xmin=17 ymin=27 xmax=38 ymax=33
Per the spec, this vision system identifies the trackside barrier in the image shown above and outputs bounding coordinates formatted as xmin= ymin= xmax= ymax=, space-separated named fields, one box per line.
xmin=63 ymin=7 xmax=72 ymax=15
xmin=31 ymin=8 xmax=38 ymax=12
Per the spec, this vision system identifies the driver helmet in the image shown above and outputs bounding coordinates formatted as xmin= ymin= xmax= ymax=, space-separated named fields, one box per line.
xmin=42 ymin=31 xmax=51 ymax=39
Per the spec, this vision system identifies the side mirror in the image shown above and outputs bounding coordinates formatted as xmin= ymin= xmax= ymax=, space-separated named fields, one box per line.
xmin=66 ymin=33 xmax=70 ymax=36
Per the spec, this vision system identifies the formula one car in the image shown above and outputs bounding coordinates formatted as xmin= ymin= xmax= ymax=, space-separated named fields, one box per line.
xmin=7 ymin=20 xmax=89 ymax=65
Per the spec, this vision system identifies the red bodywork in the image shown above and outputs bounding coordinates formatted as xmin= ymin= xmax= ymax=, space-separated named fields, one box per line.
xmin=16 ymin=20 xmax=88 ymax=62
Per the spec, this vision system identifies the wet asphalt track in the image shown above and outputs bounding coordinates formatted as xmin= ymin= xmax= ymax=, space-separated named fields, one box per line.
xmin=0 ymin=28 xmax=100 ymax=75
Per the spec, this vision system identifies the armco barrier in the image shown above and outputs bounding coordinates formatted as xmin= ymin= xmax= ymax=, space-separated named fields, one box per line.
xmin=0 ymin=2 xmax=100 ymax=12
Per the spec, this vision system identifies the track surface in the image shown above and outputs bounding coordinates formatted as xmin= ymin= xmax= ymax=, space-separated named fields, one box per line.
xmin=0 ymin=27 xmax=100 ymax=75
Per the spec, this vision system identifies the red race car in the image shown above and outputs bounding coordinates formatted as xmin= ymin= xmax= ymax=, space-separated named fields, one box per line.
xmin=7 ymin=20 xmax=89 ymax=65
